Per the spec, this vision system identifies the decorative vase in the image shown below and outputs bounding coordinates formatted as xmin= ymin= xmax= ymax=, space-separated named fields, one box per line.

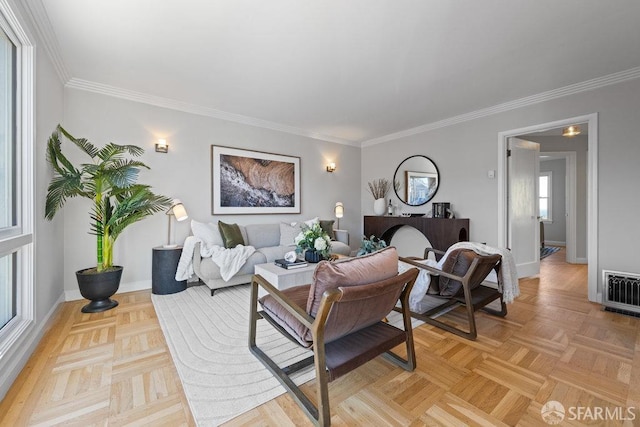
xmin=373 ymin=198 xmax=386 ymax=216
xmin=305 ymin=250 xmax=323 ymax=263
xmin=76 ymin=266 xmax=122 ymax=313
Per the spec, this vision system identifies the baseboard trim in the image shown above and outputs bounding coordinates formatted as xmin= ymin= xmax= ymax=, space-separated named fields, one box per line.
xmin=0 ymin=292 xmax=65 ymax=400
xmin=544 ymin=240 xmax=566 ymax=247
xmin=64 ymin=279 xmax=152 ymax=301
xmin=575 ymin=257 xmax=588 ymax=264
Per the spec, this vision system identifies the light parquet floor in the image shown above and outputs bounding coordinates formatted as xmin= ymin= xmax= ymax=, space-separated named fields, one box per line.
xmin=0 ymin=291 xmax=194 ymax=426
xmin=3 ymin=248 xmax=640 ymax=426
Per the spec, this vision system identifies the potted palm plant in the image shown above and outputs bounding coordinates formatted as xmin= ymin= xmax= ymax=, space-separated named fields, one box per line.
xmin=45 ymin=125 xmax=171 ymax=313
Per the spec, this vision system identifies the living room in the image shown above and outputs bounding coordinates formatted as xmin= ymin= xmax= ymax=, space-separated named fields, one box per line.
xmin=2 ymin=1 xmax=640 ymax=425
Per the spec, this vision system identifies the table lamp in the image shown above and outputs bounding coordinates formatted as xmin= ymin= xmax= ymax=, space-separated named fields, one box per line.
xmin=165 ymin=199 xmax=188 ymax=248
xmin=335 ymin=202 xmax=344 ymax=229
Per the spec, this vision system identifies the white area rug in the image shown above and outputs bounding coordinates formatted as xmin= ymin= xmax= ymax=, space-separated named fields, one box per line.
xmin=151 ymin=284 xmax=315 ymax=426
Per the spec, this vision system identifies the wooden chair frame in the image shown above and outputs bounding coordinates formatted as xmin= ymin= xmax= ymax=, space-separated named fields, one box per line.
xmin=248 ymin=268 xmax=418 ymax=427
xmin=399 ymin=248 xmax=507 ymax=340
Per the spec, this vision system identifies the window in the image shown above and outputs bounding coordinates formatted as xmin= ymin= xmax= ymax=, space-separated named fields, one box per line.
xmin=0 ymin=3 xmax=34 ymax=361
xmin=539 ymin=171 xmax=552 ymax=222
xmin=0 ymin=254 xmax=16 ymax=329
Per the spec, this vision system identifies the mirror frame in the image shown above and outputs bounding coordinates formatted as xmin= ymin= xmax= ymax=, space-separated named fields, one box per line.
xmin=393 ymin=155 xmax=440 ymax=206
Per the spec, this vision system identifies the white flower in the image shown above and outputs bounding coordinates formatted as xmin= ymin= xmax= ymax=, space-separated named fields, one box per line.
xmin=314 ymin=237 xmax=327 ymax=251
xmin=294 ymin=232 xmax=304 ymax=244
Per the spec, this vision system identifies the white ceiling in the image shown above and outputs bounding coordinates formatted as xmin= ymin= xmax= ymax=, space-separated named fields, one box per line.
xmin=34 ymin=0 xmax=640 ymax=145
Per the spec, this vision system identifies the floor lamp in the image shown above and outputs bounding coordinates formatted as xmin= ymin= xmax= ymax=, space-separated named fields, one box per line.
xmin=164 ymin=199 xmax=189 ymax=248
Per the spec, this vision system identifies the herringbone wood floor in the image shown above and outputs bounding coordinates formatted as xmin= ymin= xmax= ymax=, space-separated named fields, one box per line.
xmin=2 ymin=248 xmax=640 ymax=426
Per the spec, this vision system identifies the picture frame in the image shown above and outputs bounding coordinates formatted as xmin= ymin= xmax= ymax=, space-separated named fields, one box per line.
xmin=211 ymin=145 xmax=301 ymax=214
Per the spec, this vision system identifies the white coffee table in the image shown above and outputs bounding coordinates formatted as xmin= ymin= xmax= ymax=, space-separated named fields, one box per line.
xmin=254 ymin=262 xmax=317 ymax=297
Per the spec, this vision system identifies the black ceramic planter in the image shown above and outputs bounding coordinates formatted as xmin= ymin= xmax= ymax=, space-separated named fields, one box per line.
xmin=76 ymin=266 xmax=122 ymax=313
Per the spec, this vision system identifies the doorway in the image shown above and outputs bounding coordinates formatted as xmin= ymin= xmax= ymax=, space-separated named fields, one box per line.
xmin=497 ymin=113 xmax=599 ymax=302
xmin=537 ymin=151 xmax=579 ymax=264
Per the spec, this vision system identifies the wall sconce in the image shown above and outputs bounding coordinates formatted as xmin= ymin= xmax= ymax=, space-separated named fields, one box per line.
xmin=164 ymin=199 xmax=188 ymax=248
xmin=326 ymin=162 xmax=336 ymax=172
xmin=562 ymin=125 xmax=581 ymax=137
xmin=335 ymin=202 xmax=344 ymax=229
xmin=155 ymin=139 xmax=169 ymax=153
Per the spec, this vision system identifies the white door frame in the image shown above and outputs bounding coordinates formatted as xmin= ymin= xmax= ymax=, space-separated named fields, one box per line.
xmin=539 ymin=151 xmax=578 ymax=263
xmin=498 ymin=113 xmax=599 ymax=302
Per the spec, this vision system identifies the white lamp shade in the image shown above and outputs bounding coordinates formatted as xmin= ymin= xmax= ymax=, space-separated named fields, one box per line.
xmin=170 ymin=199 xmax=189 ymax=221
xmin=335 ymin=202 xmax=344 ymax=218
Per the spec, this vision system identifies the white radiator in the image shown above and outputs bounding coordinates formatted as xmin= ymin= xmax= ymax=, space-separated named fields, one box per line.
xmin=603 ymin=270 xmax=640 ymax=315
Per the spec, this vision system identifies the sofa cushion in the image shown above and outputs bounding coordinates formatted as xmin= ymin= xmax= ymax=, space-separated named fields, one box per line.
xmin=306 ymin=246 xmax=398 ymax=317
xmin=199 ymin=250 xmax=267 ymax=278
xmin=191 ymin=220 xmax=224 ymax=247
xmin=218 ymin=221 xmax=245 ymax=248
xmin=278 ymin=218 xmax=320 ymax=246
xmin=319 ymin=219 xmax=335 ymax=240
xmin=256 ymin=246 xmax=290 ymax=263
xmin=245 ymin=223 xmax=280 ymax=248
xmin=279 ymin=222 xmax=302 ymax=246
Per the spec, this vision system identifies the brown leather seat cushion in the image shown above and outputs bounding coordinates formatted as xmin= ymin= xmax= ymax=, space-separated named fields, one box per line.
xmin=259 ymin=284 xmax=313 ymax=347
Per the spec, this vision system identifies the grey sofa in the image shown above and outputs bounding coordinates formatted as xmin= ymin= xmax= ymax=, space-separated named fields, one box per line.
xmin=191 ymin=221 xmax=351 ymax=295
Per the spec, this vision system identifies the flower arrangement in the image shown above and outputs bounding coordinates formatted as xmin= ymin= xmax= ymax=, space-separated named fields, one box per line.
xmin=295 ymin=223 xmax=332 ymax=258
xmin=367 ymin=178 xmax=391 ymax=200
xmin=356 ymin=235 xmax=387 ymax=256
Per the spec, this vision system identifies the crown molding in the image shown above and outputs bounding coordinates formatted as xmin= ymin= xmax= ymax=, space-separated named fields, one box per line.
xmin=361 ymin=66 xmax=640 ymax=147
xmin=21 ymin=0 xmax=70 ymax=83
xmin=65 ymin=78 xmax=358 ymax=147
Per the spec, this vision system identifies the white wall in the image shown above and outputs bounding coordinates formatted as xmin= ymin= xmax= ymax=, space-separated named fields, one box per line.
xmin=362 ymin=77 xmax=640 ymax=297
xmin=540 ymin=158 xmax=566 ymax=245
xmin=0 ymin=0 xmax=65 ymax=400
xmin=61 ymin=89 xmax=361 ymax=295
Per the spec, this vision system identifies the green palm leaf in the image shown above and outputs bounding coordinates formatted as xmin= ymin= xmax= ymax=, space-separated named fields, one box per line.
xmin=45 ymin=175 xmax=84 ymax=220
xmin=58 ymin=125 xmax=99 ymax=158
xmin=97 ymin=143 xmax=144 ymax=162
xmin=103 ymin=160 xmax=149 ymax=188
xmin=107 ymin=188 xmax=171 ymax=241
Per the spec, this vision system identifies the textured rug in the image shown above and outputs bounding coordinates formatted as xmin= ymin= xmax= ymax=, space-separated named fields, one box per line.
xmin=540 ymin=246 xmax=561 ymax=259
xmin=151 ymin=284 xmax=315 ymax=426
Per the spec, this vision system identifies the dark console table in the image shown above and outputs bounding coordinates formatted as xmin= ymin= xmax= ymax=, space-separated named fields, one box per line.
xmin=152 ymin=246 xmax=187 ymax=295
xmin=363 ymin=216 xmax=469 ymax=258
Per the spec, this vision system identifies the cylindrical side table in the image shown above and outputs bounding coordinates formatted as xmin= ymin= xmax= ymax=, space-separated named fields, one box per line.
xmin=152 ymin=246 xmax=187 ymax=295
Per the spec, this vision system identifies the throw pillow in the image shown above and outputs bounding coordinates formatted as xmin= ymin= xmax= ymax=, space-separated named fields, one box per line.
xmin=191 ymin=220 xmax=224 ymax=247
xmin=306 ymin=246 xmax=399 ymax=317
xmin=437 ymin=249 xmax=476 ymax=297
xmin=278 ymin=218 xmax=320 ymax=246
xmin=304 ymin=217 xmax=319 ymax=227
xmin=319 ymin=219 xmax=335 ymax=240
xmin=279 ymin=222 xmax=302 ymax=246
xmin=218 ymin=221 xmax=245 ymax=248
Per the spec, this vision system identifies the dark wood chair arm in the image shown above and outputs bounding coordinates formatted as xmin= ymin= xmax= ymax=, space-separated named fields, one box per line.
xmin=399 ymin=256 xmax=477 ymax=284
xmin=423 ymin=247 xmax=446 ymax=258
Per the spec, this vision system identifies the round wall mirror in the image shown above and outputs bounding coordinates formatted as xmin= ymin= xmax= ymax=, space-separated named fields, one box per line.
xmin=393 ymin=155 xmax=440 ymax=206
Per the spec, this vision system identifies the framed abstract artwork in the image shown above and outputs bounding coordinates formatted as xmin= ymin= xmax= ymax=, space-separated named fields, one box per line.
xmin=211 ymin=145 xmax=301 ymax=214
